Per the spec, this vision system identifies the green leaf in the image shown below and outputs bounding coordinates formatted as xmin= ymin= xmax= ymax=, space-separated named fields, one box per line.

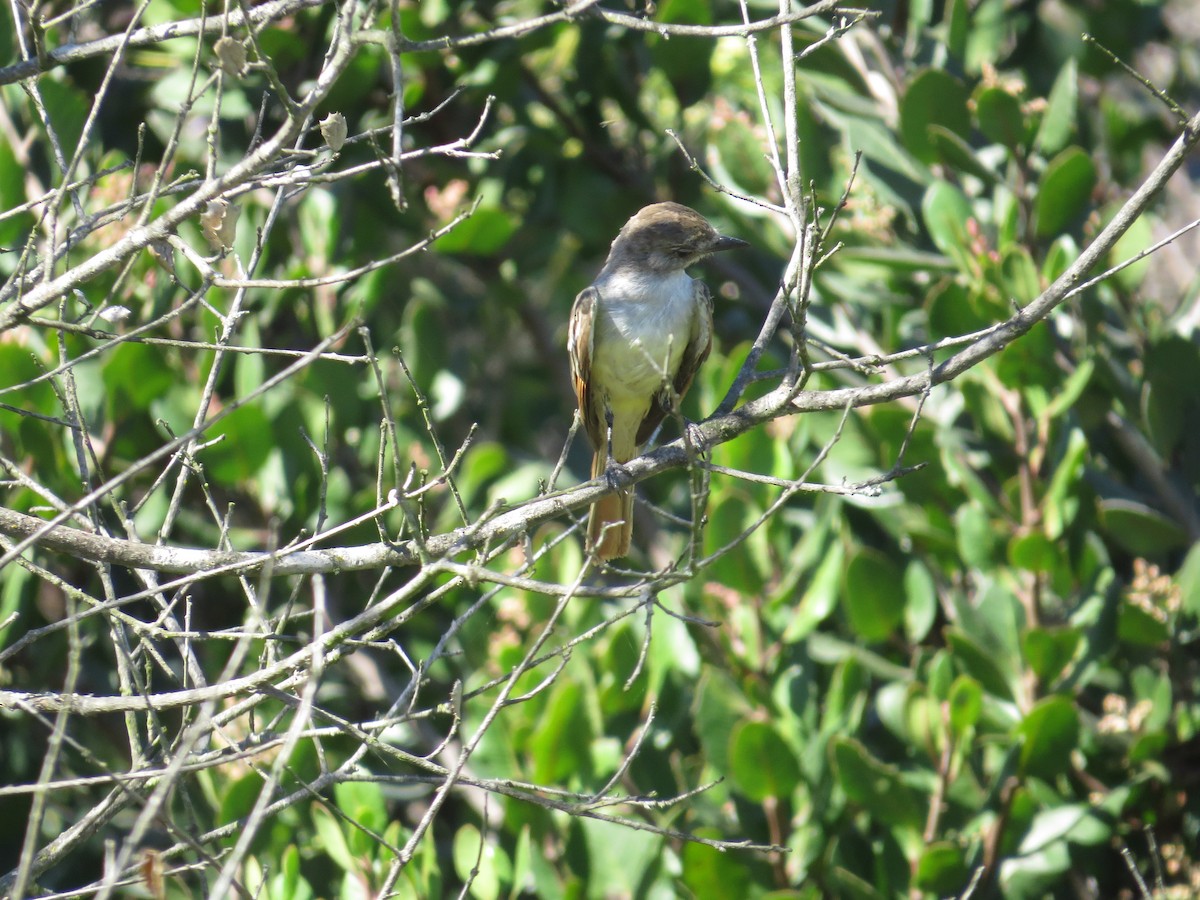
xmin=729 ymin=720 xmax=802 ymax=802
xmin=455 ymin=442 xmax=511 ymax=510
xmin=400 ymin=279 xmax=451 ymax=389
xmin=218 ymin=772 xmax=262 ymax=830
xmin=927 ymin=650 xmax=956 ymax=699
xmin=432 ymin=206 xmax=516 ymax=256
xmin=681 ymin=828 xmax=757 ymax=899
xmin=694 ymin=667 xmax=752 ymax=772
xmin=926 ymin=280 xmax=995 ymax=337
xmin=907 ymin=0 xmax=934 ymax=47
xmin=995 ymin=319 xmax=1058 ymax=391
xmin=999 ymin=839 xmax=1072 ymax=895
xmin=1178 ymin=543 xmax=1200 ymax=617
xmin=783 ymin=539 xmax=843 ymax=641
xmin=708 ymin=107 xmax=774 ymax=198
xmin=1042 ymin=357 xmax=1095 ymax=422
xmin=1117 ymin=601 xmax=1169 ymax=646
xmin=1065 ymin=809 xmax=1113 ymax=846
xmin=828 ymin=867 xmax=887 ymax=900
xmin=102 ymin=341 xmax=177 ymax=410
xmin=234 ymin=322 xmax=266 ymax=400
xmin=1015 ymin=695 xmax=1079 ymax=779
xmin=1034 ymin=147 xmax=1096 ymax=238
xmin=580 ymin=817 xmax=662 ymax=897
xmin=955 ymin=503 xmax=998 ymax=570
xmin=831 ymin=737 xmax=925 ymax=831
xmin=842 ymin=548 xmax=904 ymax=642
xmin=0 ymin=563 xmax=31 ymax=650
xmin=509 ymin=826 xmax=532 ymax=900
xmin=299 ymin=187 xmax=339 ymax=264
xmin=964 ymin=0 xmax=1010 ymax=72
xmin=0 ymin=136 xmax=33 ymax=246
xmin=334 ymin=781 xmax=388 ymax=856
xmin=1099 ymin=499 xmax=1188 ymax=557
xmin=948 ymin=675 xmax=983 ymax=735
xmin=975 ymin=86 xmax=1025 ymax=148
xmin=1043 ymin=428 xmax=1088 ymax=540
xmin=203 ymin=403 xmax=274 ymax=485
xmin=453 ymin=823 xmax=509 ymax=900
xmin=1035 ymin=59 xmax=1078 ymax=156
xmin=904 ymin=560 xmax=937 ymax=643
xmin=808 ymin=633 xmax=912 ymax=685
xmin=875 ymin=680 xmax=912 ymax=745
xmin=1107 ymin=202 xmax=1155 ymax=289
xmin=930 ymin=125 xmax=995 ymax=183
xmin=0 ymin=344 xmax=59 ymax=446
xmin=528 ymin=678 xmax=592 ymax=784
xmin=945 ymin=627 xmax=1017 ymax=702
xmin=650 ymin=1 xmax=714 ymax=106
xmin=0 ymin=9 xmax=12 ymax=66
xmin=1129 ymin=730 xmax=1169 ymax=764
xmin=900 ymin=69 xmax=971 ymax=165
xmin=38 ymin=78 xmax=89 ymax=163
xmin=1022 ymin=627 xmax=1081 ymax=685
xmin=1131 ymin=667 xmax=1172 ymax=732
xmin=1008 ymin=532 xmax=1057 ymax=573
xmin=945 ymin=0 xmax=969 ymax=61
xmin=1042 ymin=235 xmax=1076 ymax=284
xmin=1142 ymin=335 xmax=1200 ymax=457
xmin=272 ymin=845 xmax=308 ymax=900
xmin=1018 ymin=804 xmax=1089 ymax=854
xmin=998 ymin=245 xmax=1040 ymax=303
xmin=915 ymin=842 xmax=970 ymax=893
xmin=922 ymin=180 xmax=974 ymax=271
xmin=312 ymin=803 xmax=357 ymax=872
xmin=704 ymin=493 xmax=768 ymax=595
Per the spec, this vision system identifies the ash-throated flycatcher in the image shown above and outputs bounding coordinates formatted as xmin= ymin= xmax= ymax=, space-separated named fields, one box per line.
xmin=568 ymin=202 xmax=747 ymax=560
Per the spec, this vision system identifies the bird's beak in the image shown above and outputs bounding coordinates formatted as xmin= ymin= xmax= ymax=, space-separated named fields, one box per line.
xmin=711 ymin=234 xmax=749 ymax=253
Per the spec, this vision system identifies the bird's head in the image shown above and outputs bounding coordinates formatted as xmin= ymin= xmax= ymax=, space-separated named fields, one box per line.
xmin=607 ymin=202 xmax=747 ymax=274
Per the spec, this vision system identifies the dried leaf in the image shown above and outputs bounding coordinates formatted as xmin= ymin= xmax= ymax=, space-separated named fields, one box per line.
xmin=147 ymin=238 xmax=175 ymax=276
xmin=201 ymin=198 xmax=239 ymax=251
xmin=320 ymin=112 xmax=347 ymax=153
xmin=98 ymin=305 xmax=131 ymax=325
xmin=140 ymin=849 xmax=165 ymax=900
xmin=214 ymin=36 xmax=247 ymax=77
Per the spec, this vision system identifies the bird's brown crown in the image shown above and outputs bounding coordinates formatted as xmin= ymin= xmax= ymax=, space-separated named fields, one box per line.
xmin=605 ymin=202 xmax=746 ymax=274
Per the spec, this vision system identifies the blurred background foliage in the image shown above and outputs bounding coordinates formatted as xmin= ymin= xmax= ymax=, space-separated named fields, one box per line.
xmin=2 ymin=0 xmax=1200 ymax=897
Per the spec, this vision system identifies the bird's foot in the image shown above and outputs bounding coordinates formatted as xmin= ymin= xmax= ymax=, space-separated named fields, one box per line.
xmin=603 ymin=458 xmax=632 ymax=491
xmin=683 ymin=419 xmax=707 ymax=455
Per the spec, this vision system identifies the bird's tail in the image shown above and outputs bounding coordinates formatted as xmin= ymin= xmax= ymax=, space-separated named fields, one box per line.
xmin=588 ymin=447 xmax=633 ymax=561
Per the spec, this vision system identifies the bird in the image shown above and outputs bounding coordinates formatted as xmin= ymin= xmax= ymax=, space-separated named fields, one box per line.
xmin=568 ymin=202 xmax=747 ymax=560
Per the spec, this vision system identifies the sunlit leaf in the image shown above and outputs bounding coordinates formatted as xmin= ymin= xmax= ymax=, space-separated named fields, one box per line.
xmin=1033 ymin=147 xmax=1096 ymax=238
xmin=831 ymin=737 xmax=925 ymax=831
xmin=900 ymin=69 xmax=971 ymax=165
xmin=1015 ymin=695 xmax=1079 ymax=778
xmin=842 ymin=548 xmax=904 ymax=642
xmin=1035 ymin=59 xmax=1078 ymax=156
xmin=975 ymin=85 xmax=1025 ymax=149
xmin=729 ymin=720 xmax=802 ymax=802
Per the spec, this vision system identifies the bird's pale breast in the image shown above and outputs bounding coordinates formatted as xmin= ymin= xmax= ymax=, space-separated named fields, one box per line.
xmin=590 ymin=268 xmax=698 ymax=407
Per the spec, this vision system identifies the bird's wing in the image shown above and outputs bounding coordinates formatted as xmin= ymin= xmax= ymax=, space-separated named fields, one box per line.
xmin=636 ymin=280 xmax=714 ymax=445
xmin=568 ymin=286 xmax=603 ymax=448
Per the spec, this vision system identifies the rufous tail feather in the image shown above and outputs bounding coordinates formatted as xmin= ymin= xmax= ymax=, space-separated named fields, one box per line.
xmin=588 ymin=449 xmax=633 ymax=560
